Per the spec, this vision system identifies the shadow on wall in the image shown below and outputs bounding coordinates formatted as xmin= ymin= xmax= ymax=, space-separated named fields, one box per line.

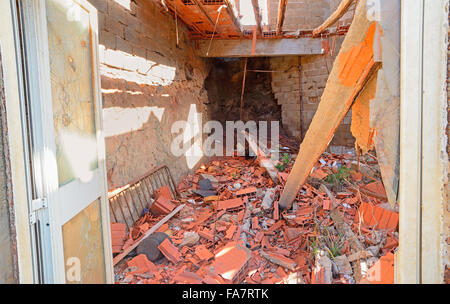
xmin=89 ymin=0 xmax=211 ymax=190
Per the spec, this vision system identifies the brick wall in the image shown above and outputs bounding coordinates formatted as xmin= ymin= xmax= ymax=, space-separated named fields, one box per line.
xmin=267 ymin=0 xmax=331 ymax=32
xmin=270 ymin=36 xmax=354 ymax=148
xmin=89 ymin=0 xmax=211 ymax=189
xmin=270 ymin=56 xmax=302 ymax=139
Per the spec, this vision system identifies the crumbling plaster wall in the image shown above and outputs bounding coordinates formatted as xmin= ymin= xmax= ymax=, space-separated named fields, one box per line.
xmin=0 ymin=50 xmax=16 ymax=283
xmin=445 ymin=7 xmax=450 ymax=280
xmin=89 ymin=0 xmax=211 ymax=189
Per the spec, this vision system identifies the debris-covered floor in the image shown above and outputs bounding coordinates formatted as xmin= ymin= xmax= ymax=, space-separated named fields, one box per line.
xmin=112 ymin=136 xmax=398 ymax=284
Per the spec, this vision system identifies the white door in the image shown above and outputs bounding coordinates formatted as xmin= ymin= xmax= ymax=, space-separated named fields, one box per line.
xmin=20 ymin=0 xmax=113 ymax=283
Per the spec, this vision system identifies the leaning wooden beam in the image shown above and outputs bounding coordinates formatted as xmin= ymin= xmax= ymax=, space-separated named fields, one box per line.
xmin=313 ymin=0 xmax=354 ymax=37
xmin=196 ymin=38 xmax=323 ymax=57
xmin=191 ymin=0 xmax=216 ymax=27
xmin=251 ymin=0 xmax=263 ymax=35
xmin=113 ymin=204 xmax=185 ymax=266
xmin=276 ymin=0 xmax=288 ymax=36
xmin=278 ymin=0 xmax=379 ymax=209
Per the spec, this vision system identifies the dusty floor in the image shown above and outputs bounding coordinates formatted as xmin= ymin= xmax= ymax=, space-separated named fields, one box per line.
xmin=112 ymin=136 xmax=399 ymax=284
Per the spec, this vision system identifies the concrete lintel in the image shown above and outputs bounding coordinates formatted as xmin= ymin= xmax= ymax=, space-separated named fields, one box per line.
xmin=196 ymin=38 xmax=324 ymax=58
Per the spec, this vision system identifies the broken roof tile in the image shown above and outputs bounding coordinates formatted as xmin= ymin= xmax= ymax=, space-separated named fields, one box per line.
xmin=158 ymin=238 xmax=182 ymax=264
xmin=211 ymin=242 xmax=252 ymax=283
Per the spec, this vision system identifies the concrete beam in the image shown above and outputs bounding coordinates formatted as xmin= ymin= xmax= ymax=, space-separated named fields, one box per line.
xmin=196 ymin=38 xmax=323 ymax=57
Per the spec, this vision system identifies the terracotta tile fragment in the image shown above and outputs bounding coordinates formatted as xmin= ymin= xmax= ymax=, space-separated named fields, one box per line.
xmin=211 ymin=242 xmax=252 ymax=283
xmin=155 ymin=185 xmax=174 ymax=200
xmin=357 ymin=202 xmax=398 ymax=231
xmin=158 ymin=239 xmax=182 ymax=264
xmin=214 ymin=198 xmax=244 ymax=211
xmin=195 ymin=245 xmax=214 ymax=261
xmin=150 ymin=195 xmax=176 ymax=215
xmin=127 ymin=254 xmax=156 ymax=273
xmin=111 ymin=223 xmax=127 ymax=254
xmin=225 ymin=225 xmax=237 ymax=239
xmin=236 ymin=187 xmax=257 ymax=197
xmin=366 ymin=252 xmax=395 ymax=284
xmin=260 ymin=251 xmax=296 ymax=270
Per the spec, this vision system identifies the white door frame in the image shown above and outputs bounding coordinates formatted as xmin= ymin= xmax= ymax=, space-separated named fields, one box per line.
xmin=398 ymin=0 xmax=448 ymax=283
xmin=19 ymin=0 xmax=113 ymax=283
xmin=0 ymin=0 xmax=35 ymax=284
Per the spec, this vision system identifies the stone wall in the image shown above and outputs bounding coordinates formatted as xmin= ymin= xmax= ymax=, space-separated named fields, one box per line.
xmin=88 ymin=0 xmax=211 ymax=189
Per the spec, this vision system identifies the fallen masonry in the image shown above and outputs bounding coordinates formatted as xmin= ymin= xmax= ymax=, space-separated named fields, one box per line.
xmin=112 ymin=142 xmax=399 ymax=284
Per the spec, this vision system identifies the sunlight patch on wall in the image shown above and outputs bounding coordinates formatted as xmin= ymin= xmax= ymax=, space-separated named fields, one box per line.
xmin=98 ymin=45 xmax=176 ymax=86
xmin=103 ymin=106 xmax=165 ymax=137
xmin=184 ymin=104 xmax=203 ymax=169
xmin=114 ymin=0 xmax=131 ymax=10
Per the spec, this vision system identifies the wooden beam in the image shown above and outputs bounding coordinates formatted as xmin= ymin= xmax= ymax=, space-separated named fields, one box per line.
xmin=251 ymin=0 xmax=263 ymax=36
xmin=313 ymin=0 xmax=354 ymax=37
xmin=223 ymin=0 xmax=243 ymax=35
xmin=276 ymin=0 xmax=288 ymax=36
xmin=113 ymin=204 xmax=185 ymax=266
xmin=196 ymin=38 xmax=323 ymax=57
xmin=191 ymin=0 xmax=216 ymax=27
xmin=164 ymin=0 xmax=204 ymax=36
xmin=278 ymin=0 xmax=379 ymax=209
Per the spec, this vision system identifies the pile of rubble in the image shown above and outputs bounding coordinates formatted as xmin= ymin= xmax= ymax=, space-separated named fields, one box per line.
xmin=112 ymin=149 xmax=398 ymax=284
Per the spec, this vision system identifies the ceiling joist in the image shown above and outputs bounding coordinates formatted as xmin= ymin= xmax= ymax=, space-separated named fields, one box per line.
xmin=276 ymin=0 xmax=288 ymax=36
xmin=191 ymin=0 xmax=216 ymax=27
xmin=251 ymin=0 xmax=263 ymax=36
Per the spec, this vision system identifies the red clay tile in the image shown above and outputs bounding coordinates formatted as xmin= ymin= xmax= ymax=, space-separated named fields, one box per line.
xmin=225 ymin=225 xmax=237 ymax=239
xmin=150 ymin=195 xmax=176 ymax=215
xmin=211 ymin=242 xmax=252 ymax=283
xmin=273 ymin=201 xmax=279 ymax=220
xmin=363 ymin=181 xmax=387 ymax=197
xmin=357 ymin=202 xmax=398 ymax=231
xmin=323 ymin=199 xmax=332 ymax=210
xmin=366 ymin=252 xmax=395 ymax=284
xmin=155 ymin=185 xmax=174 ymax=200
xmin=252 ymin=217 xmax=260 ymax=230
xmin=174 ymin=271 xmax=203 ymax=284
xmin=214 ymin=198 xmax=244 ymax=211
xmin=236 ymin=187 xmax=257 ymax=197
xmin=127 ymin=254 xmax=156 ymax=273
xmin=195 ymin=245 xmax=214 ymax=261
xmin=158 ymin=238 xmax=182 ymax=264
xmin=199 ymin=228 xmax=214 ymax=242
xmin=111 ymin=223 xmax=127 ymax=254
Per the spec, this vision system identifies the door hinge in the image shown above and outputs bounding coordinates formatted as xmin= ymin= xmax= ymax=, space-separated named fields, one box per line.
xmin=29 ymin=198 xmax=47 ymax=225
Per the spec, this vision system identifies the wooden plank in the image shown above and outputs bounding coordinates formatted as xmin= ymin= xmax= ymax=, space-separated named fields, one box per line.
xmin=223 ymin=0 xmax=242 ymax=35
xmin=278 ymin=0 xmax=379 ymax=209
xmin=191 ymin=0 xmax=216 ymax=27
xmin=243 ymin=131 xmax=279 ymax=183
xmin=196 ymin=38 xmax=323 ymax=57
xmin=113 ymin=204 xmax=185 ymax=266
xmin=313 ymin=0 xmax=355 ymax=37
xmin=276 ymin=0 xmax=288 ymax=36
xmin=251 ymin=0 xmax=263 ymax=36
